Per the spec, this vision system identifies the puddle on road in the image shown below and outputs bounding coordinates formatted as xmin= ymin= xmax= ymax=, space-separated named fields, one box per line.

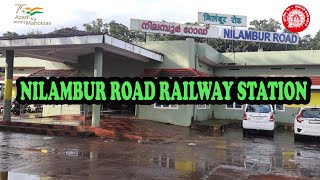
xmin=65 ymin=149 xmax=80 ymax=157
xmin=43 ymin=139 xmax=301 ymax=177
xmin=0 ymin=171 xmax=52 ymax=180
xmin=147 ymin=147 xmax=302 ymax=178
xmin=151 ymin=154 xmax=287 ymax=171
xmin=2 ymin=129 xmax=318 ymax=179
xmin=31 ymin=144 xmax=313 ymax=178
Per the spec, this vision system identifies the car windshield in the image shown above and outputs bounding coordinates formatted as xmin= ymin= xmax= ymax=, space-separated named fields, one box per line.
xmin=246 ymin=104 xmax=272 ymax=113
xmin=301 ymin=108 xmax=320 ymax=118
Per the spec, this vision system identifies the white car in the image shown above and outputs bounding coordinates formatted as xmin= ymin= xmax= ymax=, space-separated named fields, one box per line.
xmin=242 ymin=104 xmax=277 ymax=136
xmin=293 ymin=106 xmax=320 ymax=141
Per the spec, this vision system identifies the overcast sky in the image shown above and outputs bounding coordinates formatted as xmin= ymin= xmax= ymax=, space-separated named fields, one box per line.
xmin=0 ymin=0 xmax=318 ymax=37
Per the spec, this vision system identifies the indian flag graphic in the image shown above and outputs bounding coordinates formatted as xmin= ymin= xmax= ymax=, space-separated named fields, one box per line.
xmin=24 ymin=7 xmax=44 ymax=16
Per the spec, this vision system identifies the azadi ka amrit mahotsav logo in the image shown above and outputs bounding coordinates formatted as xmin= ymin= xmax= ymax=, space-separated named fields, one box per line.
xmin=14 ymin=4 xmax=51 ymax=25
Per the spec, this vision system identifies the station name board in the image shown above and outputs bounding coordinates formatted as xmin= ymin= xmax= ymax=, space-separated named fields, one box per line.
xmin=221 ymin=28 xmax=299 ymax=44
xmin=130 ymin=19 xmax=219 ymax=38
xmin=198 ymin=12 xmax=247 ymax=27
xmin=130 ymin=19 xmax=300 ymax=45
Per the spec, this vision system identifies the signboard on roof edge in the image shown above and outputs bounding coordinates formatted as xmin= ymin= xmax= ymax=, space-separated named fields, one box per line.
xmin=198 ymin=12 xmax=247 ymax=27
xmin=220 ymin=28 xmax=299 ymax=44
xmin=130 ymin=19 xmax=220 ymax=38
xmin=130 ymin=19 xmax=300 ymax=45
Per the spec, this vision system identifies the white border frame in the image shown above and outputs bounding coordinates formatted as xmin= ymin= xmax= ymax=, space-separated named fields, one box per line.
xmin=225 ymin=102 xmax=243 ymax=110
xmin=154 ymin=103 xmax=179 ymax=109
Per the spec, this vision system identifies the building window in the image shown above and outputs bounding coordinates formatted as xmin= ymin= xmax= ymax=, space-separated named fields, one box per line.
xmin=154 ymin=103 xmax=178 ymax=109
xmin=274 ymin=104 xmax=285 ymax=111
xmin=270 ymin=67 xmax=282 ymax=70
xmin=197 ymin=104 xmax=210 ymax=109
xmin=226 ymin=102 xmax=243 ymax=110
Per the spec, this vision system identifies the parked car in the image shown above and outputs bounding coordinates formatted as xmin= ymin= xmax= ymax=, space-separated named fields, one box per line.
xmin=0 ymin=100 xmax=3 ymax=113
xmin=243 ymin=104 xmax=277 ymax=136
xmin=293 ymin=106 xmax=320 ymax=141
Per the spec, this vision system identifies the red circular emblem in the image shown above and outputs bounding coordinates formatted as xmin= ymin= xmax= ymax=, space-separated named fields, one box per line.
xmin=282 ymin=4 xmax=310 ymax=33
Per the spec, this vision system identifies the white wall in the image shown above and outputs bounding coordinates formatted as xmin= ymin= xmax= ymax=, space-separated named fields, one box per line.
xmin=0 ymin=57 xmax=74 ymax=69
xmin=42 ymin=104 xmax=81 ymax=117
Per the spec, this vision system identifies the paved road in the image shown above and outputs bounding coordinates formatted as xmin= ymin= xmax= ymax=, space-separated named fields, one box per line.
xmin=0 ymin=128 xmax=319 ymax=179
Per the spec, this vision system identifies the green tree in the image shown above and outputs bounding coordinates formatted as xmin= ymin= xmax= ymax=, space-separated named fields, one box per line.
xmin=50 ymin=26 xmax=79 ymax=34
xmin=311 ymin=30 xmax=320 ymax=50
xmin=249 ymin=18 xmax=281 ymax=32
xmin=27 ymin=30 xmax=42 ymax=36
xmin=297 ymin=34 xmax=313 ymax=50
xmin=207 ymin=39 xmax=229 ymax=53
xmin=3 ymin=31 xmax=19 ymax=37
xmin=83 ymin=18 xmax=107 ymax=33
xmin=108 ymin=20 xmax=145 ymax=42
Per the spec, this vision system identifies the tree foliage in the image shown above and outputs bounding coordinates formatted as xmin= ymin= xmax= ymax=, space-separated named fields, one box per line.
xmin=5 ymin=18 xmax=313 ymax=53
xmin=1 ymin=18 xmax=319 ymax=53
xmin=3 ymin=31 xmax=19 ymax=37
xmin=312 ymin=30 xmax=320 ymax=50
xmin=108 ymin=20 xmax=146 ymax=42
xmin=27 ymin=30 xmax=42 ymax=36
xmin=83 ymin=18 xmax=107 ymax=33
xmin=82 ymin=19 xmax=145 ymax=42
xmin=49 ymin=26 xmax=80 ymax=35
xmin=249 ymin=18 xmax=281 ymax=32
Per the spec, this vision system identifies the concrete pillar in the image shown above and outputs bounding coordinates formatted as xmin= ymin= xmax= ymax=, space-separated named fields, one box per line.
xmin=3 ymin=50 xmax=14 ymax=122
xmin=92 ymin=47 xmax=103 ymax=127
xmin=186 ymin=39 xmax=197 ymax=122
xmin=0 ymin=171 xmax=8 ymax=180
xmin=186 ymin=38 xmax=196 ymax=69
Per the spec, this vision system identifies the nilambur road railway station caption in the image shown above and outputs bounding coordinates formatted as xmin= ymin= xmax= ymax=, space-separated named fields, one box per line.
xmin=16 ymin=77 xmax=311 ymax=104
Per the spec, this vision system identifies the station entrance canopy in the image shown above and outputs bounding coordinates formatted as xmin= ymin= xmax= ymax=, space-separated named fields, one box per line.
xmin=0 ymin=32 xmax=164 ymax=64
xmin=0 ymin=30 xmax=164 ymax=125
xmin=130 ymin=19 xmax=299 ymax=45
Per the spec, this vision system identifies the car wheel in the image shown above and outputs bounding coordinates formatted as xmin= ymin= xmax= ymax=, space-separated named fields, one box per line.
xmin=243 ymin=129 xmax=248 ymax=137
xmin=269 ymin=130 xmax=275 ymax=138
xmin=294 ymin=134 xmax=302 ymax=142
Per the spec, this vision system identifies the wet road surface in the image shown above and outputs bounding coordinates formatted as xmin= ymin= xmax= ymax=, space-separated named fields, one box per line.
xmin=0 ymin=127 xmax=319 ymax=179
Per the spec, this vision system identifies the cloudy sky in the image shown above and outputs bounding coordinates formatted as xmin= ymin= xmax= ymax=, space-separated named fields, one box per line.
xmin=0 ymin=0 xmax=318 ymax=37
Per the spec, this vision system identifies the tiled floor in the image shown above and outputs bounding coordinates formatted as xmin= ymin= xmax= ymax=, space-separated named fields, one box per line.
xmin=0 ymin=115 xmax=191 ymax=141
xmin=0 ymin=116 xmax=80 ymax=126
xmin=98 ymin=118 xmax=190 ymax=141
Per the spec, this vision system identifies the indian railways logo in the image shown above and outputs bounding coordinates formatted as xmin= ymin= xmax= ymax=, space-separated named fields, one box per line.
xmin=282 ymin=4 xmax=310 ymax=33
xmin=13 ymin=4 xmax=51 ymax=26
